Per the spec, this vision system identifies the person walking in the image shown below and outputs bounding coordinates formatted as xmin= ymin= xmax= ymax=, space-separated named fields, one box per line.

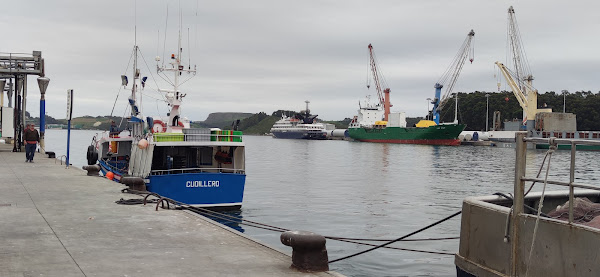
xmin=24 ymin=124 xmax=40 ymax=163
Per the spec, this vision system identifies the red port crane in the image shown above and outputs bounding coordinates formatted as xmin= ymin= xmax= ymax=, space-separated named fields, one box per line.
xmin=366 ymin=44 xmax=392 ymax=121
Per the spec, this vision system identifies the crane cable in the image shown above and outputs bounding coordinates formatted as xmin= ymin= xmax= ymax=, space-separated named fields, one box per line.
xmin=436 ymin=31 xmax=474 ymax=111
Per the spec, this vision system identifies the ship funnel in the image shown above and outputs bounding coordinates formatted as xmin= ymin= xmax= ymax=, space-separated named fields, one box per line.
xmin=37 ymin=77 xmax=50 ymax=95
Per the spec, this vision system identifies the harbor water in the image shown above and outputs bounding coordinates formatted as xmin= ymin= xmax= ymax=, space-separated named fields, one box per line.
xmin=43 ymin=129 xmax=600 ymax=277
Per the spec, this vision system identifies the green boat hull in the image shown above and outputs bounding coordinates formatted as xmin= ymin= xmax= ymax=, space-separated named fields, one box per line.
xmin=348 ymin=124 xmax=466 ymax=146
xmin=535 ymin=144 xmax=600 ymax=151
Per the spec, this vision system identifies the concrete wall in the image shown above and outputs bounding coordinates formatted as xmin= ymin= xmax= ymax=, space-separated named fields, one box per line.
xmin=535 ymin=112 xmax=576 ymax=132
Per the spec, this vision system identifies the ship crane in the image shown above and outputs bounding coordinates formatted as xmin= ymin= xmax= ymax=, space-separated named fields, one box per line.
xmin=495 ymin=62 xmax=550 ymax=128
xmin=432 ymin=29 xmax=475 ymax=125
xmin=504 ymin=6 xmax=545 ymax=130
xmin=366 ymin=44 xmax=392 ymax=121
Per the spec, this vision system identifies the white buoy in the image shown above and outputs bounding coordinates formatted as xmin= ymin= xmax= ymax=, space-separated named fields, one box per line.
xmin=138 ymin=139 xmax=149 ymax=149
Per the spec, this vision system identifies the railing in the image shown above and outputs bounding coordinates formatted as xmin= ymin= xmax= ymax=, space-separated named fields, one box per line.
xmin=150 ymin=167 xmax=245 ymax=175
xmin=55 ymin=155 xmax=67 ymax=165
xmin=151 ymin=133 xmax=243 ymax=143
xmin=516 ymin=133 xmax=600 ymax=224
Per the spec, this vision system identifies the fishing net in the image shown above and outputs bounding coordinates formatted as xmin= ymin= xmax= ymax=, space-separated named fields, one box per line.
xmin=547 ymin=197 xmax=600 ymax=228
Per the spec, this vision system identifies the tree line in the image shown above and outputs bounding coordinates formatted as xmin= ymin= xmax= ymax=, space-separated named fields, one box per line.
xmin=438 ymin=90 xmax=600 ymax=131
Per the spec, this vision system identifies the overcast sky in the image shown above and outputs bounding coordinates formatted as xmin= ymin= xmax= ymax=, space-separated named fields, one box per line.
xmin=3 ymin=0 xmax=599 ymax=121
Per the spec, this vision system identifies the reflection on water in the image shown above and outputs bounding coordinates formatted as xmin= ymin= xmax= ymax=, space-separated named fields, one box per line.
xmin=202 ymin=210 xmax=245 ymax=233
xmin=43 ymin=130 xmax=600 ymax=277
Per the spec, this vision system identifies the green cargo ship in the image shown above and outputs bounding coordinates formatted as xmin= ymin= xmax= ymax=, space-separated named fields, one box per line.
xmin=348 ymin=123 xmax=466 ymax=146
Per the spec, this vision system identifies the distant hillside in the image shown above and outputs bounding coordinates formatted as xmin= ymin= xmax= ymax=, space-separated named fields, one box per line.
xmin=237 ymin=112 xmax=279 ymax=135
xmin=193 ymin=112 xmax=253 ymax=128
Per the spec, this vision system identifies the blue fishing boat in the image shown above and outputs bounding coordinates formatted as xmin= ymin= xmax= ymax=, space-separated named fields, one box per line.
xmin=89 ymin=20 xmax=246 ymax=209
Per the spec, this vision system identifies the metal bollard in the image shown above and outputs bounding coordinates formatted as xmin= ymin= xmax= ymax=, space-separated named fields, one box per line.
xmin=120 ymin=176 xmax=146 ymax=191
xmin=280 ymin=230 xmax=329 ymax=272
xmin=81 ymin=165 xmax=101 ymax=176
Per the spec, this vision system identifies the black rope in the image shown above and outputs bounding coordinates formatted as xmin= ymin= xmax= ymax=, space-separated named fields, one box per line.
xmin=332 ymin=238 xmax=454 ymax=256
xmin=328 ymin=211 xmax=461 ymax=263
xmin=119 ymin=189 xmax=460 ymax=257
xmin=325 ymin=236 xmax=459 ymax=242
xmin=493 ymin=192 xmax=550 ymax=218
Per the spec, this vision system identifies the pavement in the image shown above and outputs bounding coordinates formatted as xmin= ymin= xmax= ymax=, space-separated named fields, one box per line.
xmin=0 ymin=144 xmax=343 ymax=277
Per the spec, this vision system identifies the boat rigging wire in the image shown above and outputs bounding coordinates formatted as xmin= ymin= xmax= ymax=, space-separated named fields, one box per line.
xmin=118 ymin=188 xmax=459 ymax=256
xmin=138 ymin=50 xmax=169 ymax=101
xmin=110 ymin=47 xmax=135 ymax=117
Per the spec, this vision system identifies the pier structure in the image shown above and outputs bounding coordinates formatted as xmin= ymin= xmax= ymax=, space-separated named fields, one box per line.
xmin=0 ymin=51 xmax=48 ymax=152
xmin=0 ymin=144 xmax=343 ymax=276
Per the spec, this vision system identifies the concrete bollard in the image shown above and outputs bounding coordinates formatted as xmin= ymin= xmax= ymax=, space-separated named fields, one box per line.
xmin=280 ymin=230 xmax=329 ymax=272
xmin=82 ymin=165 xmax=101 ymax=176
xmin=120 ymin=176 xmax=146 ymax=191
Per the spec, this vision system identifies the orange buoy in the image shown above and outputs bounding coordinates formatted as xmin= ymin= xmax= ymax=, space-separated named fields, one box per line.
xmin=106 ymin=171 xmax=114 ymax=180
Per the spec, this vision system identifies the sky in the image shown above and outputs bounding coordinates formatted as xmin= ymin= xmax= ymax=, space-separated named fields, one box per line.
xmin=2 ymin=0 xmax=599 ymax=121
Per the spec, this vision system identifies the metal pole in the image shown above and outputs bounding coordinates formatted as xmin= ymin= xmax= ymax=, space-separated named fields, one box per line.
xmin=569 ymin=142 xmax=576 ymax=223
xmin=485 ymin=94 xmax=490 ymax=132
xmin=66 ymin=89 xmax=73 ymax=168
xmin=426 ymin=98 xmax=431 ymax=120
xmin=512 ymin=131 xmax=527 ymax=275
xmin=22 ymin=75 xmax=27 ymax=130
xmin=66 ymin=119 xmax=71 ymax=168
xmin=563 ymin=93 xmax=566 ymax=113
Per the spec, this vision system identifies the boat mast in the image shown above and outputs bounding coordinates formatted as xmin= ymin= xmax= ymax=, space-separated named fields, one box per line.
xmin=156 ymin=6 xmax=196 ymax=132
xmin=127 ymin=3 xmax=145 ymax=138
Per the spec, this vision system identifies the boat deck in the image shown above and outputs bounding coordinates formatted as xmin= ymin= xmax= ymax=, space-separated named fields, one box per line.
xmin=0 ymin=144 xmax=342 ymax=276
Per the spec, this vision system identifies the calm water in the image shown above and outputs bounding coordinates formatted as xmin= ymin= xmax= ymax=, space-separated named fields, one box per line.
xmin=43 ymin=129 xmax=600 ymax=277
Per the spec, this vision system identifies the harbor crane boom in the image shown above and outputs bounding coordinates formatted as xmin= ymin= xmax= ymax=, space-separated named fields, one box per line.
xmin=507 ymin=6 xmax=533 ymax=93
xmin=432 ymin=29 xmax=475 ymax=125
xmin=495 ymin=61 xmax=549 ymax=126
xmin=367 ymin=44 xmax=392 ymax=121
xmin=503 ymin=6 xmax=548 ymax=130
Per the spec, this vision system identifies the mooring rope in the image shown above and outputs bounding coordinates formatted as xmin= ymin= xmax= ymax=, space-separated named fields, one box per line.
xmin=119 ymin=188 xmax=460 ymax=256
xmin=524 ymin=144 xmax=555 ymax=277
xmin=328 ymin=211 xmax=461 ymax=263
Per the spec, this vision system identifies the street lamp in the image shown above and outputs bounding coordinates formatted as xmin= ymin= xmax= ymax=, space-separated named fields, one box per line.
xmin=426 ymin=98 xmax=432 ymax=120
xmin=561 ymin=90 xmax=568 ymax=113
xmin=485 ymin=94 xmax=490 ymax=132
xmin=37 ymin=77 xmax=50 ymax=154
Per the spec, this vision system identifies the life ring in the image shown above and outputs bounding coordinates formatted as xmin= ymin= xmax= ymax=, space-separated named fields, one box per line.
xmin=151 ymin=120 xmax=167 ymax=133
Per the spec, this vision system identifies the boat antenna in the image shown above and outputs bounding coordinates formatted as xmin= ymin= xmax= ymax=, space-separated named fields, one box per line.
xmin=162 ymin=2 xmax=169 ymax=67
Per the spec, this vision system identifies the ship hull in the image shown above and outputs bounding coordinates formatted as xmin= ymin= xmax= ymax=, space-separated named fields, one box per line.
xmin=147 ymin=173 xmax=246 ymax=209
xmin=272 ymin=130 xmax=327 ymax=140
xmin=348 ymin=124 xmax=466 ymax=146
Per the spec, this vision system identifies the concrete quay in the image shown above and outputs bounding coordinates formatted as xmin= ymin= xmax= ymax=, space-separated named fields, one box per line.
xmin=0 ymin=146 xmax=343 ymax=277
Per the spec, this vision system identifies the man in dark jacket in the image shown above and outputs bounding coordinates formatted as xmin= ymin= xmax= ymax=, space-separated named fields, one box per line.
xmin=24 ymin=124 xmax=40 ymax=162
xmin=109 ymin=121 xmax=120 ymax=137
